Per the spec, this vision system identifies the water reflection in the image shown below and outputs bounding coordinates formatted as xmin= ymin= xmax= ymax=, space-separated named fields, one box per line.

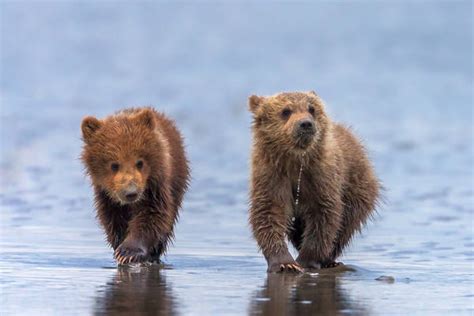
xmin=94 ymin=265 xmax=176 ymax=316
xmin=249 ymin=267 xmax=367 ymax=316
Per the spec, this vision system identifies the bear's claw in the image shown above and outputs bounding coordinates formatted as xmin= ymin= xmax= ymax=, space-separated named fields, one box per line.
xmin=114 ymin=244 xmax=149 ymax=265
xmin=279 ymin=263 xmax=304 ymax=273
xmin=267 ymin=262 xmax=303 ymax=273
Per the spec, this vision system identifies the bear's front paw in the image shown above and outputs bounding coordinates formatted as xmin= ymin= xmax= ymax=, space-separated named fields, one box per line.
xmin=268 ymin=262 xmax=304 ymax=273
xmin=114 ymin=239 xmax=149 ymax=265
xmin=267 ymin=251 xmax=303 ymax=273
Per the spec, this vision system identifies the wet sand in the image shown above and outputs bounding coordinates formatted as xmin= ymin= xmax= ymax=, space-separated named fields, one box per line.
xmin=1 ymin=2 xmax=473 ymax=315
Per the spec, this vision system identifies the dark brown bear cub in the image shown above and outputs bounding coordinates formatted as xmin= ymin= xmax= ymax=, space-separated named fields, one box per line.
xmin=248 ymin=91 xmax=380 ymax=273
xmin=81 ymin=107 xmax=190 ymax=265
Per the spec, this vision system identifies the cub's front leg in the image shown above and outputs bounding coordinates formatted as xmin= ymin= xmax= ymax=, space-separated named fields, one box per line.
xmin=115 ymin=208 xmax=174 ymax=265
xmin=250 ymin=198 xmax=303 ymax=273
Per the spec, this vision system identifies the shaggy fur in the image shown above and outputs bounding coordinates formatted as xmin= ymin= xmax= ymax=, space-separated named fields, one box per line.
xmin=81 ymin=107 xmax=189 ymax=264
xmin=248 ymin=91 xmax=380 ymax=273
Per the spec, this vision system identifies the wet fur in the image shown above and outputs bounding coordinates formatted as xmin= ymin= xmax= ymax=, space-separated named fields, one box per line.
xmin=248 ymin=92 xmax=380 ymax=272
xmin=81 ymin=107 xmax=189 ymax=264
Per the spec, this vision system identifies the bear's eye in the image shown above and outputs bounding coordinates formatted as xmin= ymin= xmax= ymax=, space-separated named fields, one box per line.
xmin=111 ymin=162 xmax=120 ymax=172
xmin=136 ymin=160 xmax=144 ymax=170
xmin=308 ymin=105 xmax=315 ymax=115
xmin=281 ymin=108 xmax=292 ymax=119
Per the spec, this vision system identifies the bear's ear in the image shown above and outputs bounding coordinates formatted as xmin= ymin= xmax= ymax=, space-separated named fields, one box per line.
xmin=248 ymin=95 xmax=263 ymax=113
xmin=134 ymin=108 xmax=156 ymax=130
xmin=308 ymin=90 xmax=318 ymax=97
xmin=81 ymin=116 xmax=102 ymax=143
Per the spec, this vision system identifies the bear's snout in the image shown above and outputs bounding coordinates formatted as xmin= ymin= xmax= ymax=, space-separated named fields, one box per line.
xmin=294 ymin=118 xmax=316 ymax=136
xmin=293 ymin=118 xmax=316 ymax=148
xmin=298 ymin=119 xmax=315 ymax=132
xmin=118 ymin=183 xmax=142 ymax=203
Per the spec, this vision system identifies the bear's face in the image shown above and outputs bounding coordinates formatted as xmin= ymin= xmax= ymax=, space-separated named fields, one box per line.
xmin=81 ymin=109 xmax=162 ymax=205
xmin=249 ymin=91 xmax=329 ymax=150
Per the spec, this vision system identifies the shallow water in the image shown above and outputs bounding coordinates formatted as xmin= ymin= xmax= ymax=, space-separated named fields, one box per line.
xmin=0 ymin=2 xmax=473 ymax=315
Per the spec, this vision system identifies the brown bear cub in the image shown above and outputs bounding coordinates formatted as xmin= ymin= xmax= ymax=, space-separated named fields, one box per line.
xmin=81 ymin=107 xmax=190 ymax=265
xmin=248 ymin=91 xmax=380 ymax=273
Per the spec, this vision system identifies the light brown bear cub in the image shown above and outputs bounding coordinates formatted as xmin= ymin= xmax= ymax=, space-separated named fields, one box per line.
xmin=248 ymin=91 xmax=380 ymax=273
xmin=81 ymin=107 xmax=189 ymax=265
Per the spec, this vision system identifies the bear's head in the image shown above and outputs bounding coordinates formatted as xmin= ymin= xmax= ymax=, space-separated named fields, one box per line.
xmin=248 ymin=91 xmax=329 ymax=151
xmin=81 ymin=108 xmax=163 ymax=205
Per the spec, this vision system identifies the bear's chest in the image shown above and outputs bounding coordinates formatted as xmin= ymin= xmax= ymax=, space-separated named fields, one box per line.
xmin=290 ymin=173 xmax=320 ymax=213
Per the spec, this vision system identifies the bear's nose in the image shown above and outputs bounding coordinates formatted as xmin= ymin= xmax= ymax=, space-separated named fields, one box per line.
xmin=125 ymin=192 xmax=138 ymax=201
xmin=299 ymin=120 xmax=314 ymax=130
